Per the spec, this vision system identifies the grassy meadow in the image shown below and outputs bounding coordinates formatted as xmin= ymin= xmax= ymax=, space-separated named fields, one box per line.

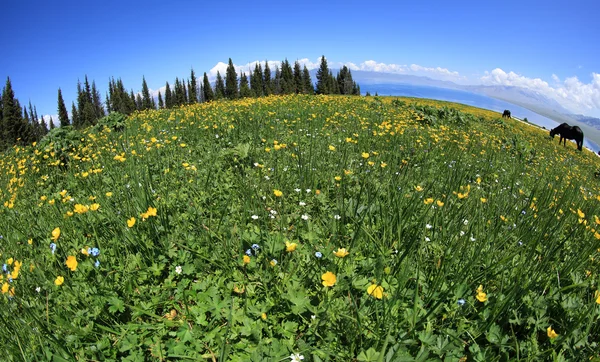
xmin=2 ymin=94 xmax=600 ymax=361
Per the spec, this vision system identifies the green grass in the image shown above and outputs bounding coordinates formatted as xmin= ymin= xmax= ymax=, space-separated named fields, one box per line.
xmin=1 ymin=94 xmax=600 ymax=361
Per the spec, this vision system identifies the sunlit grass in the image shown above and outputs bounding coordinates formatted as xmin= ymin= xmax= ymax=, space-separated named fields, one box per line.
xmin=1 ymin=94 xmax=600 ymax=360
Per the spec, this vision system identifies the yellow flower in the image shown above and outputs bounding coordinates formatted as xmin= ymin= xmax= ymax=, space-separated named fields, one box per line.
xmin=414 ymin=185 xmax=423 ymax=192
xmin=480 ymin=198 xmax=487 ymax=203
xmin=361 ymin=152 xmax=370 ymax=159
xmin=321 ymin=271 xmax=337 ymax=287
xmin=28 ymin=238 xmax=33 ymax=245
xmin=334 ymin=176 xmax=342 ymax=181
xmin=595 ymin=291 xmax=600 ymax=304
xmin=476 ymin=285 xmax=487 ymax=302
xmin=380 ymin=162 xmax=387 ymax=168
xmin=547 ymin=326 xmax=558 ymax=339
xmin=74 ymin=204 xmax=89 ymax=214
xmin=81 ymin=247 xmax=89 ymax=256
xmin=285 ymin=241 xmax=297 ymax=252
xmin=66 ymin=256 xmax=78 ymax=271
xmin=146 ymin=206 xmax=157 ymax=217
xmin=51 ymin=227 xmax=61 ymax=241
xmin=59 ymin=190 xmax=68 ymax=197
xmin=329 ymin=145 xmax=336 ymax=151
xmin=333 ymin=248 xmax=349 ymax=258
xmin=1 ymin=282 xmax=8 ymax=294
xmin=7 ymin=258 xmax=13 ymax=265
xmin=105 ymin=192 xmax=113 ymax=197
xmin=54 ymin=276 xmax=64 ymax=286
xmin=367 ymin=284 xmax=384 ymax=299
xmin=10 ymin=269 xmax=19 ymax=280
xmin=436 ymin=200 xmax=444 ymax=207
xmin=243 ymin=255 xmax=251 ymax=264
xmin=127 ymin=217 xmax=136 ymax=228
xmin=273 ymin=189 xmax=283 ymax=197
xmin=577 ymin=209 xmax=585 ymax=219
xmin=90 ymin=203 xmax=100 ymax=211
xmin=261 ymin=312 xmax=267 ymax=321
xmin=424 ymin=198 xmax=434 ymax=205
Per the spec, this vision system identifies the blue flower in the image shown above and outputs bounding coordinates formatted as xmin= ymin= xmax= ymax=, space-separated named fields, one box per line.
xmin=457 ymin=298 xmax=466 ymax=306
xmin=245 ymin=249 xmax=252 ymax=256
xmin=2 ymin=264 xmax=7 ymax=273
xmin=50 ymin=243 xmax=56 ymax=254
xmin=94 ymin=260 xmax=100 ymax=268
xmin=251 ymin=244 xmax=260 ymax=251
xmin=315 ymin=252 xmax=322 ymax=258
xmin=90 ymin=247 xmax=100 ymax=257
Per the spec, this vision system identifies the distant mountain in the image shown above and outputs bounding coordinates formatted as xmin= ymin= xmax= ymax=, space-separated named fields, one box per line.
xmin=568 ymin=114 xmax=600 ymax=130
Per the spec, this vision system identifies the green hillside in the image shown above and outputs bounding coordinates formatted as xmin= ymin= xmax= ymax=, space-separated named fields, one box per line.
xmin=2 ymin=95 xmax=600 ymax=360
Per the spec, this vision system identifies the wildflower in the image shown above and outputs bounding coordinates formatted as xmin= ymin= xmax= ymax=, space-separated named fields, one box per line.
xmin=1 ymin=264 xmax=6 ymax=273
xmin=595 ymin=291 xmax=600 ymax=304
xmin=50 ymin=243 xmax=57 ymax=254
xmin=414 ymin=185 xmax=423 ymax=192
xmin=90 ymin=203 xmax=100 ymax=211
xmin=251 ymin=215 xmax=259 ymax=220
xmin=361 ymin=152 xmax=370 ymax=159
xmin=315 ymin=251 xmax=323 ymax=258
xmin=35 ymin=287 xmax=41 ymax=293
xmin=290 ymin=353 xmax=305 ymax=362
xmin=261 ymin=312 xmax=267 ymax=320
xmin=424 ymin=198 xmax=434 ymax=205
xmin=367 ymin=284 xmax=384 ymax=299
xmin=457 ymin=298 xmax=466 ymax=306
xmin=245 ymin=249 xmax=252 ymax=256
xmin=81 ymin=247 xmax=89 ymax=256
xmin=286 ymin=241 xmax=297 ymax=252
xmin=436 ymin=200 xmax=444 ymax=207
xmin=476 ymin=285 xmax=487 ymax=302
xmin=28 ymin=238 xmax=33 ymax=245
xmin=329 ymin=145 xmax=336 ymax=151
xmin=294 ymin=188 xmax=301 ymax=193
xmin=305 ymin=189 xmax=311 ymax=193
xmin=321 ymin=271 xmax=336 ymax=287
xmin=333 ymin=248 xmax=349 ymax=258
xmin=89 ymin=247 xmax=100 ymax=257
xmin=270 ymin=259 xmax=277 ymax=266
xmin=105 ymin=192 xmax=113 ymax=197
xmin=54 ymin=276 xmax=64 ymax=286
xmin=547 ymin=326 xmax=558 ymax=339
xmin=577 ymin=209 xmax=585 ymax=219
xmin=127 ymin=217 xmax=136 ymax=228
xmin=175 ymin=265 xmax=182 ymax=274
xmin=334 ymin=176 xmax=342 ymax=181
xmin=426 ymin=224 xmax=433 ymax=229
xmin=301 ymin=214 xmax=309 ymax=220
xmin=299 ymin=201 xmax=306 ymax=206
xmin=51 ymin=227 xmax=60 ymax=241
xmin=243 ymin=255 xmax=251 ymax=264
xmin=273 ymin=189 xmax=283 ymax=197
xmin=94 ymin=260 xmax=100 ymax=268
xmin=74 ymin=204 xmax=89 ymax=214
xmin=66 ymin=256 xmax=78 ymax=271
xmin=334 ymin=214 xmax=341 ymax=220
xmin=1 ymin=282 xmax=8 ymax=294
xmin=251 ymin=244 xmax=260 ymax=251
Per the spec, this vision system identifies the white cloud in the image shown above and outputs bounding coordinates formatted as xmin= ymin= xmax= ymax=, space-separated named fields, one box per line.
xmin=481 ymin=68 xmax=600 ymax=115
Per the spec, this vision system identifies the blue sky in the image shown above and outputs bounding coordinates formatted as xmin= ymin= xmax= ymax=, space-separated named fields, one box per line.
xmin=1 ymin=0 xmax=599 ymax=119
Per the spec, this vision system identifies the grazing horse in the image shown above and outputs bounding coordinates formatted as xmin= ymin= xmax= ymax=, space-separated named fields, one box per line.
xmin=502 ymin=110 xmax=511 ymax=118
xmin=550 ymin=123 xmax=584 ymax=151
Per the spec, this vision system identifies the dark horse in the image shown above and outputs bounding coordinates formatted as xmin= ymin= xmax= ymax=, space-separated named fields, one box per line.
xmin=502 ymin=110 xmax=511 ymax=118
xmin=550 ymin=123 xmax=584 ymax=151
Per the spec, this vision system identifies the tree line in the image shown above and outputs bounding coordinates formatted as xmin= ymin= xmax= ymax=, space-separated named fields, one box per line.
xmin=0 ymin=55 xmax=360 ymax=150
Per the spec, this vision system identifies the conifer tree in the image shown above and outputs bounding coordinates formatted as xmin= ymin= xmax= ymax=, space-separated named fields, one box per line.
xmin=49 ymin=116 xmax=55 ymax=130
xmin=280 ymin=59 xmax=294 ymax=94
xmin=302 ymin=65 xmax=314 ymax=94
xmin=202 ymin=72 xmax=214 ymax=102
xmin=273 ymin=66 xmax=282 ymax=95
xmin=189 ymin=69 xmax=198 ymax=103
xmin=57 ymin=88 xmax=70 ymax=127
xmin=215 ymin=71 xmax=225 ymax=100
xmin=71 ymin=102 xmax=79 ymax=128
xmin=337 ymin=66 xmax=355 ymax=95
xmin=239 ymin=72 xmax=252 ymax=98
xmin=225 ymin=58 xmax=239 ymax=99
xmin=293 ymin=61 xmax=303 ymax=94
xmin=263 ymin=61 xmax=272 ymax=96
xmin=251 ymin=63 xmax=264 ymax=97
xmin=329 ymin=70 xmax=339 ymax=94
xmin=105 ymin=92 xmax=111 ymax=113
xmin=316 ymin=55 xmax=330 ymax=95
xmin=91 ymin=81 xmax=105 ymax=118
xmin=1 ymin=77 xmax=28 ymax=148
xmin=158 ymin=91 xmax=164 ymax=109
xmin=141 ymin=76 xmax=152 ymax=110
xmin=164 ymin=82 xmax=173 ymax=108
xmin=135 ymin=93 xmax=143 ymax=111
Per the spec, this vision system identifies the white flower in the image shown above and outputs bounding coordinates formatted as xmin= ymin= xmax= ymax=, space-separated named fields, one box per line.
xmin=294 ymin=188 xmax=301 ymax=193
xmin=305 ymin=189 xmax=311 ymax=193
xmin=425 ymin=237 xmax=431 ymax=242
xmin=254 ymin=162 xmax=259 ymax=167
xmin=334 ymin=214 xmax=341 ymax=220
xmin=290 ymin=353 xmax=305 ymax=362
xmin=470 ymin=236 xmax=476 ymax=242
xmin=299 ymin=201 xmax=306 ymax=206
xmin=264 ymin=176 xmax=270 ymax=180
xmin=311 ymin=315 xmax=316 ymax=320
xmin=270 ymin=210 xmax=278 ymax=215
xmin=426 ymin=224 xmax=432 ymax=229
xmin=301 ymin=214 xmax=309 ymax=220
xmin=35 ymin=287 xmax=41 ymax=293
xmin=175 ymin=265 xmax=182 ymax=275
xmin=460 ymin=231 xmax=465 ymax=236
xmin=251 ymin=215 xmax=259 ymax=220
xmin=463 ymin=219 xmax=468 ymax=225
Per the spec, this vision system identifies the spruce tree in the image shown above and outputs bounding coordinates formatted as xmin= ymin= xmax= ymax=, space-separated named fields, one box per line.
xmin=225 ymin=58 xmax=238 ymax=99
xmin=164 ymin=82 xmax=173 ymax=108
xmin=263 ymin=61 xmax=272 ymax=96
xmin=135 ymin=93 xmax=143 ymax=111
xmin=158 ymin=91 xmax=164 ymax=109
xmin=280 ymin=59 xmax=294 ymax=94
xmin=316 ymin=55 xmax=330 ymax=95
xmin=239 ymin=72 xmax=252 ymax=98
xmin=302 ymin=65 xmax=314 ymax=94
xmin=71 ymin=102 xmax=79 ymax=128
xmin=273 ymin=66 xmax=282 ymax=95
xmin=105 ymin=92 xmax=111 ymax=113
xmin=337 ymin=66 xmax=354 ymax=95
xmin=202 ymin=73 xmax=214 ymax=102
xmin=293 ymin=61 xmax=303 ymax=94
xmin=215 ymin=71 xmax=225 ymax=100
xmin=1 ymin=77 xmax=27 ymax=148
xmin=189 ymin=69 xmax=198 ymax=103
xmin=57 ymin=88 xmax=70 ymax=127
xmin=91 ymin=81 xmax=105 ymax=118
xmin=49 ymin=116 xmax=55 ymax=130
xmin=141 ymin=76 xmax=152 ymax=110
xmin=251 ymin=63 xmax=264 ymax=97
